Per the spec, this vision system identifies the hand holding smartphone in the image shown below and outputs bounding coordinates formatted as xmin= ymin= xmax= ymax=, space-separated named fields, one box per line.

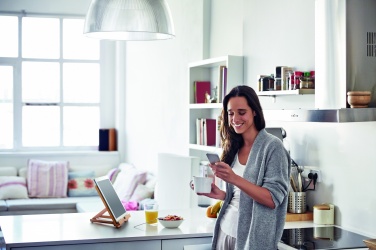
xmin=206 ymin=153 xmax=220 ymax=164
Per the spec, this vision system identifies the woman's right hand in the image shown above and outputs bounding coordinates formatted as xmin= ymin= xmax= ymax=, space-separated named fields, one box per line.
xmin=197 ymin=183 xmax=226 ymax=200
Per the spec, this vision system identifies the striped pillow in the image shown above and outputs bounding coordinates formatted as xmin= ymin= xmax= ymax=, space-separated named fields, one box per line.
xmin=0 ymin=176 xmax=29 ymax=199
xmin=27 ymin=159 xmax=69 ymax=198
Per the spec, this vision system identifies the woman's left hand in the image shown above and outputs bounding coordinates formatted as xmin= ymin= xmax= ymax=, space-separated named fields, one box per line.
xmin=209 ymin=162 xmax=237 ymax=184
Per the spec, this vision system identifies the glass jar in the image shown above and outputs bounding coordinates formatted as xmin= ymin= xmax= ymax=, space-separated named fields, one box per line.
xmin=300 ymin=72 xmax=314 ymax=89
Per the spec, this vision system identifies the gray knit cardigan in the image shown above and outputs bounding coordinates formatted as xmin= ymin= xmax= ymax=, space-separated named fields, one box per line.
xmin=211 ymin=129 xmax=290 ymax=250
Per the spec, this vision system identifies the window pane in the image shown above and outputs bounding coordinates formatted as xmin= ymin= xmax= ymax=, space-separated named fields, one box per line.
xmin=0 ymin=16 xmax=18 ymax=57
xmin=63 ymin=63 xmax=99 ymax=103
xmin=63 ymin=19 xmax=100 ymax=60
xmin=0 ymin=66 xmax=13 ymax=101
xmin=63 ymin=107 xmax=99 ymax=146
xmin=22 ymin=106 xmax=60 ymax=147
xmin=22 ymin=17 xmax=59 ymax=59
xmin=22 ymin=62 xmax=60 ymax=103
xmin=0 ymin=104 xmax=13 ymax=149
xmin=0 ymin=66 xmax=13 ymax=149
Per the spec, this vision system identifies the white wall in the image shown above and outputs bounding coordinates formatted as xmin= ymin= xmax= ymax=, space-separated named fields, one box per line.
xmin=121 ymin=0 xmax=207 ymax=174
xmin=2 ymin=0 xmax=376 ymax=238
xmin=237 ymin=0 xmax=376 ymax=237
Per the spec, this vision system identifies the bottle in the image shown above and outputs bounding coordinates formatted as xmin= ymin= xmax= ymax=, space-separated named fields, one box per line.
xmin=294 ymin=71 xmax=303 ymax=90
xmin=289 ymin=72 xmax=295 ymax=90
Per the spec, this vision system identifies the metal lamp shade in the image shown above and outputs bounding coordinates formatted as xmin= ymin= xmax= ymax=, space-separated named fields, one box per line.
xmin=84 ymin=0 xmax=175 ymax=40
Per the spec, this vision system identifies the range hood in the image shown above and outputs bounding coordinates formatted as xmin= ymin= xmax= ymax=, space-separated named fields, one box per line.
xmin=266 ymin=0 xmax=376 ymax=123
xmin=264 ymin=108 xmax=376 ymax=123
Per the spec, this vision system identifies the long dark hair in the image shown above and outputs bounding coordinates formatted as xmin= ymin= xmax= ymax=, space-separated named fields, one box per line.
xmin=220 ymin=85 xmax=265 ymax=165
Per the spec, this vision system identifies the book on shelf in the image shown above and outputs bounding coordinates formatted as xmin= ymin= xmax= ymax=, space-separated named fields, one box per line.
xmin=217 ymin=66 xmax=226 ymax=103
xmin=222 ymin=67 xmax=227 ymax=99
xmin=194 ymin=81 xmax=211 ymax=103
xmin=196 ymin=119 xmax=202 ymax=145
xmin=196 ymin=118 xmax=216 ymax=146
xmin=215 ymin=115 xmax=222 ymax=148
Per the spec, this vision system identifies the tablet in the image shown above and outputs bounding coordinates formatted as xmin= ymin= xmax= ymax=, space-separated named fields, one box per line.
xmin=94 ymin=176 xmax=127 ymax=222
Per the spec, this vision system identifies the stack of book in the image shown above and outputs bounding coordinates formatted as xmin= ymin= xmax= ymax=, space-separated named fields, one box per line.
xmin=196 ymin=118 xmax=221 ymax=147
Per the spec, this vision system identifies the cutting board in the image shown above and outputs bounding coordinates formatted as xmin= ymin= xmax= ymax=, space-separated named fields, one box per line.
xmin=285 ymin=211 xmax=313 ymax=222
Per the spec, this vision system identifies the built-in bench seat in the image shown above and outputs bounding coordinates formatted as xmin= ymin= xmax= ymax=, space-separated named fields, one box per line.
xmin=1 ymin=196 xmax=101 ymax=216
xmin=0 ymin=200 xmax=7 ymax=212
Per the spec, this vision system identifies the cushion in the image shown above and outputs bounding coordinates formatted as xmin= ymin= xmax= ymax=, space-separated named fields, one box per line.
xmin=0 ymin=166 xmax=18 ymax=177
xmin=112 ymin=163 xmax=147 ymax=202
xmin=129 ymin=183 xmax=154 ymax=202
xmin=106 ymin=167 xmax=120 ymax=183
xmin=0 ymin=176 xmax=29 ymax=200
xmin=18 ymin=167 xmax=27 ymax=179
xmin=27 ymin=159 xmax=69 ymax=198
xmin=67 ymin=170 xmax=97 ymax=197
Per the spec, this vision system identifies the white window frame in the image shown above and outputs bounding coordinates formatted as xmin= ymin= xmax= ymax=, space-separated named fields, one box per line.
xmin=0 ymin=12 xmax=117 ymax=154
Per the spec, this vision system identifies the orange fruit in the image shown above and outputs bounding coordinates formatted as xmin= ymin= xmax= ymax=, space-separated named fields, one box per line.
xmin=206 ymin=205 xmax=217 ymax=218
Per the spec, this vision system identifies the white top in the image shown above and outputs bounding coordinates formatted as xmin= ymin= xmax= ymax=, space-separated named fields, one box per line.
xmin=219 ymin=155 xmax=245 ymax=238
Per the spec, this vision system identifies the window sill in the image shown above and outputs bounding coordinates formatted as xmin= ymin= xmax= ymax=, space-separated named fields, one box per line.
xmin=0 ymin=151 xmax=119 ymax=157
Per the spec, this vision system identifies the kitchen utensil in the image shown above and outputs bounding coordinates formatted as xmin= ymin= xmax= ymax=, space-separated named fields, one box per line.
xmin=290 ymin=176 xmax=297 ymax=192
xmin=297 ymin=166 xmax=304 ymax=192
xmin=291 ymin=166 xmax=299 ymax=192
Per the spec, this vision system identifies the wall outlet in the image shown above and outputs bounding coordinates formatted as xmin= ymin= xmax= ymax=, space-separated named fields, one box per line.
xmin=309 ymin=169 xmax=322 ymax=183
xmin=301 ymin=166 xmax=322 ymax=182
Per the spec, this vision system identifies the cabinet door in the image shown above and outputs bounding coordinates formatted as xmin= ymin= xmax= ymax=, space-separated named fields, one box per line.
xmin=11 ymin=240 xmax=162 ymax=250
xmin=162 ymin=237 xmax=212 ymax=250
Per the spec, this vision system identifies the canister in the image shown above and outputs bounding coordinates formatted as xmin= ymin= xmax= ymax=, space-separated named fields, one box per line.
xmin=313 ymin=204 xmax=334 ymax=224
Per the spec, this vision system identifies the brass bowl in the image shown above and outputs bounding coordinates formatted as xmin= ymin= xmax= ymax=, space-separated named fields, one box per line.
xmin=347 ymin=91 xmax=371 ymax=108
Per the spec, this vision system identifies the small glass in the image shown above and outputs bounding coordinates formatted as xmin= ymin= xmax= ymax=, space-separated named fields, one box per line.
xmin=144 ymin=203 xmax=159 ymax=224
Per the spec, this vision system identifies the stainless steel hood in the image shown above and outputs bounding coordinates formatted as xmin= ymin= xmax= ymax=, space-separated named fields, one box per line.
xmin=266 ymin=0 xmax=376 ymax=123
xmin=264 ymin=108 xmax=376 ymax=123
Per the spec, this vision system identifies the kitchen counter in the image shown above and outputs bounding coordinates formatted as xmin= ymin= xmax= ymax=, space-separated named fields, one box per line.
xmin=0 ymin=209 xmax=369 ymax=250
xmin=0 ymin=208 xmax=214 ymax=250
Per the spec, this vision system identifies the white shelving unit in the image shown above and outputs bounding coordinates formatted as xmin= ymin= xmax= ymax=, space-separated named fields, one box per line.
xmin=257 ymin=89 xmax=315 ymax=97
xmin=188 ymin=55 xmax=243 ymax=160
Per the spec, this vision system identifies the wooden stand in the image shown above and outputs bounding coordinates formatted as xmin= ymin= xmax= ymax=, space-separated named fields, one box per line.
xmin=90 ymin=208 xmax=130 ymax=228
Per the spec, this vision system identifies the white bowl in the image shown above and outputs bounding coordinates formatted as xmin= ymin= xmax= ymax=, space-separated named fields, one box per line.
xmin=158 ymin=218 xmax=184 ymax=228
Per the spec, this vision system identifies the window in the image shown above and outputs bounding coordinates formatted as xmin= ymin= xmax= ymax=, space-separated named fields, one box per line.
xmin=0 ymin=15 xmax=103 ymax=151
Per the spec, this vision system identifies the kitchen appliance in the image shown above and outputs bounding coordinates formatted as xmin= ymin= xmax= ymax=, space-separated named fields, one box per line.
xmin=313 ymin=204 xmax=334 ymax=225
xmin=279 ymin=226 xmax=368 ymax=250
xmin=264 ymin=0 xmax=376 ymax=123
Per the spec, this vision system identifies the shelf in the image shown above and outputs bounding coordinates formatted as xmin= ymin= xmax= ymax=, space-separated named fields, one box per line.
xmin=189 ymin=143 xmax=220 ymax=151
xmin=188 ymin=55 xmax=243 ymax=160
xmin=189 ymin=103 xmax=222 ymax=109
xmin=257 ymin=89 xmax=315 ymax=96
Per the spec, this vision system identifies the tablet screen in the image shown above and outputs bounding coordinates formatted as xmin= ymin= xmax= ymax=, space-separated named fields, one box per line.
xmin=94 ymin=176 xmax=127 ymax=222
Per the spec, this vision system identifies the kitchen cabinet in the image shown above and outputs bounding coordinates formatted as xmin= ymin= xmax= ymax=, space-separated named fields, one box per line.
xmin=188 ymin=55 xmax=243 ymax=160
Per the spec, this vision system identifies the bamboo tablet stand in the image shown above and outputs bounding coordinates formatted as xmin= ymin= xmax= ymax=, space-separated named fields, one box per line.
xmin=90 ymin=185 xmax=130 ymax=228
xmin=90 ymin=208 xmax=130 ymax=228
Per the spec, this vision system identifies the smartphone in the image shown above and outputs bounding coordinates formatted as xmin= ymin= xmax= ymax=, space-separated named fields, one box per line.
xmin=206 ymin=153 xmax=220 ymax=164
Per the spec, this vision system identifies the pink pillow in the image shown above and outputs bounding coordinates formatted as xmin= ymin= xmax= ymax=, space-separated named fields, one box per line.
xmin=0 ymin=176 xmax=29 ymax=199
xmin=112 ymin=163 xmax=147 ymax=202
xmin=27 ymin=159 xmax=69 ymax=198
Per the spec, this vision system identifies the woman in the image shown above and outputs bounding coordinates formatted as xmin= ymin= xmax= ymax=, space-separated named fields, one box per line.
xmin=201 ymin=85 xmax=290 ymax=250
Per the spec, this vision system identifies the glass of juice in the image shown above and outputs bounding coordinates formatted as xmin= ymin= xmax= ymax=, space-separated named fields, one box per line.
xmin=144 ymin=203 xmax=158 ymax=224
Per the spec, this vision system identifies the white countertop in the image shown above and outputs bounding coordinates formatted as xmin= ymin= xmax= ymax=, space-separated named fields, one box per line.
xmin=0 ymin=209 xmax=369 ymax=249
xmin=0 ymin=208 xmax=214 ymax=247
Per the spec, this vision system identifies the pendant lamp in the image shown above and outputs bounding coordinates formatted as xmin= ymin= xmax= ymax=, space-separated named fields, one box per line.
xmin=84 ymin=0 xmax=175 ymax=40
